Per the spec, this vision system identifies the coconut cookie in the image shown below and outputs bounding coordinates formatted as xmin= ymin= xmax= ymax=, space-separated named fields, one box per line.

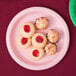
xmin=20 ymin=22 xmax=35 ymax=38
xmin=30 ymin=47 xmax=44 ymax=60
xmin=35 ymin=17 xmax=48 ymax=30
xmin=47 ymin=29 xmax=59 ymax=43
xmin=45 ymin=43 xmax=57 ymax=55
xmin=32 ymin=33 xmax=47 ymax=48
xmin=17 ymin=36 xmax=31 ymax=48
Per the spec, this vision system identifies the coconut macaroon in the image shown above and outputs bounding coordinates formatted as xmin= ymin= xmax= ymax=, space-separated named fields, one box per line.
xmin=47 ymin=29 xmax=59 ymax=43
xmin=45 ymin=43 xmax=57 ymax=55
xmin=20 ymin=22 xmax=35 ymax=38
xmin=32 ymin=33 xmax=47 ymax=48
xmin=17 ymin=36 xmax=31 ymax=48
xmin=35 ymin=17 xmax=48 ymax=30
xmin=30 ymin=47 xmax=44 ymax=60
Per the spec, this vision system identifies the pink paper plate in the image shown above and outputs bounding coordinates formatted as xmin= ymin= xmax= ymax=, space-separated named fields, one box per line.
xmin=6 ymin=7 xmax=70 ymax=70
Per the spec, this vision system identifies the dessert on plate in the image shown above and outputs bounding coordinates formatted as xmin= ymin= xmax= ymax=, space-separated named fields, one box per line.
xmin=45 ymin=43 xmax=57 ymax=55
xmin=32 ymin=33 xmax=47 ymax=48
xmin=17 ymin=36 xmax=31 ymax=48
xmin=30 ymin=47 xmax=44 ymax=60
xmin=47 ymin=29 xmax=59 ymax=43
xmin=17 ymin=17 xmax=60 ymax=60
xmin=20 ymin=22 xmax=35 ymax=38
xmin=35 ymin=17 xmax=48 ymax=30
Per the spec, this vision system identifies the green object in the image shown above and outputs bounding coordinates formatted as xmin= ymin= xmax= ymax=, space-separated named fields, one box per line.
xmin=69 ymin=0 xmax=76 ymax=27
